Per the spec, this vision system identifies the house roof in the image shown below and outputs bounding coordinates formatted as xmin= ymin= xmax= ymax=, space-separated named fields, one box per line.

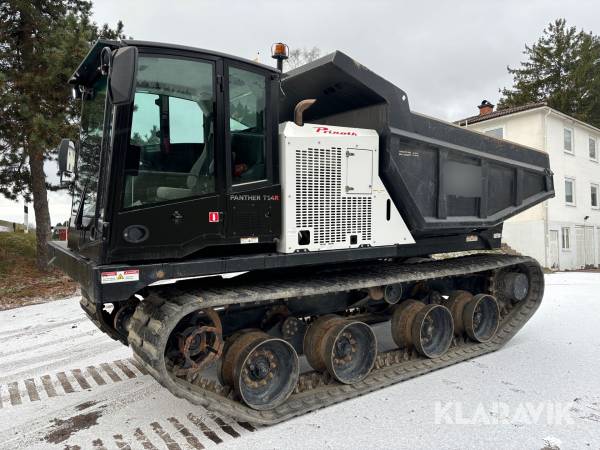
xmin=454 ymin=102 xmax=547 ymax=126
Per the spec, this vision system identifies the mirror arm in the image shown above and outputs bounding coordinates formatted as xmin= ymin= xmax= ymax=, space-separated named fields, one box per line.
xmin=100 ymin=46 xmax=112 ymax=75
xmin=74 ymin=184 xmax=87 ymax=230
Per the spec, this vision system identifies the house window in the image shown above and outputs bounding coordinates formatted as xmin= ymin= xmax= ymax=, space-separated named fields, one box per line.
xmin=485 ymin=127 xmax=504 ymax=139
xmin=564 ymin=178 xmax=576 ymax=205
xmin=592 ymin=184 xmax=599 ymax=209
xmin=590 ymin=137 xmax=598 ymax=161
xmin=561 ymin=227 xmax=570 ymax=250
xmin=564 ymin=128 xmax=573 ymax=153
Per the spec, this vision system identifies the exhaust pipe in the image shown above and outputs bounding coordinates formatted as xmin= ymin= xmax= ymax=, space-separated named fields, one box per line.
xmin=294 ymin=99 xmax=316 ymax=126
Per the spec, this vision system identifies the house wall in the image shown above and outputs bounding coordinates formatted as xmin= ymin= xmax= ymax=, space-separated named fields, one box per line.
xmin=544 ymin=114 xmax=600 ymax=224
xmin=501 ymin=219 xmax=546 ymax=266
xmin=470 ymin=110 xmax=545 ymax=150
xmin=544 ymin=113 xmax=600 ymax=270
xmin=465 ymin=108 xmax=600 ymax=270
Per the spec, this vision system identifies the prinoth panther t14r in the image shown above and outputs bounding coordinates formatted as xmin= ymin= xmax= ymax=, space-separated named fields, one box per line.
xmin=50 ymin=40 xmax=554 ymax=424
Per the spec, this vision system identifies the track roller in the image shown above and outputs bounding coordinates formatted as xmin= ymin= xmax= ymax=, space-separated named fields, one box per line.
xmin=368 ymin=283 xmax=403 ymax=305
xmin=304 ymin=316 xmax=377 ymax=384
xmin=391 ymin=300 xmax=454 ymax=358
xmin=384 ymin=283 xmax=404 ymax=304
xmin=221 ymin=331 xmax=299 ymax=410
xmin=463 ymin=294 xmax=500 ymax=343
xmin=444 ymin=290 xmax=473 ymax=335
xmin=445 ymin=291 xmax=500 ymax=343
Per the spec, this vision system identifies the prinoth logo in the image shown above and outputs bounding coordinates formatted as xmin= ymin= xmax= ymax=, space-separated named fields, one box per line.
xmin=313 ymin=126 xmax=358 ymax=136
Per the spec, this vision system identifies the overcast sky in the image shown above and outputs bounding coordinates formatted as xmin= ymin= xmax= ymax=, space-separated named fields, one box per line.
xmin=1 ymin=0 xmax=599 ymax=225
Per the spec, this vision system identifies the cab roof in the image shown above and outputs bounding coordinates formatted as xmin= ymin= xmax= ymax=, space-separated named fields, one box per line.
xmin=70 ymin=39 xmax=278 ymax=86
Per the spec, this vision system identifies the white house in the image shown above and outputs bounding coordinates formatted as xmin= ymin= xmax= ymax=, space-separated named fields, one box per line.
xmin=456 ymin=101 xmax=600 ymax=270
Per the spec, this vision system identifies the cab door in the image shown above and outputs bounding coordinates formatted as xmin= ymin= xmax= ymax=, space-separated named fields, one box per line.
xmin=224 ymin=63 xmax=281 ymax=243
xmin=107 ymin=51 xmax=227 ymax=262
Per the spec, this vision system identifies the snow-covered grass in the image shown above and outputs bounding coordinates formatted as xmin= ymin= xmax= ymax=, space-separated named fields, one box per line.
xmin=0 ymin=233 xmax=77 ymax=310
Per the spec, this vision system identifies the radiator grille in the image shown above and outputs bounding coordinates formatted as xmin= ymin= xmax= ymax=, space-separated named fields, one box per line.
xmin=295 ymin=147 xmax=372 ymax=246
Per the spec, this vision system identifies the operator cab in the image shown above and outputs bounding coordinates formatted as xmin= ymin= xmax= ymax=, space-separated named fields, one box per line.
xmin=64 ymin=40 xmax=281 ymax=264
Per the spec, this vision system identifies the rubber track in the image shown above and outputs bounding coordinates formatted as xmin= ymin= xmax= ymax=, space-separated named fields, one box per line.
xmin=80 ymin=295 xmax=127 ymax=344
xmin=127 ymin=253 xmax=544 ymax=425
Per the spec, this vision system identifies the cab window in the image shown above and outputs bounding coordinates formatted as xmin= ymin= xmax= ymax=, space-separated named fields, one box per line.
xmin=74 ymin=76 xmax=108 ymax=217
xmin=228 ymin=67 xmax=267 ymax=184
xmin=123 ymin=56 xmax=215 ymax=208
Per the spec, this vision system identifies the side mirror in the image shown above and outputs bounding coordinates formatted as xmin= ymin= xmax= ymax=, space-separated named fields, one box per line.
xmin=108 ymin=46 xmax=138 ymax=105
xmin=58 ymin=139 xmax=76 ymax=174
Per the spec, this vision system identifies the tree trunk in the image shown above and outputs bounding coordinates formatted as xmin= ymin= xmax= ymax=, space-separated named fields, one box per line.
xmin=29 ymin=150 xmax=51 ymax=271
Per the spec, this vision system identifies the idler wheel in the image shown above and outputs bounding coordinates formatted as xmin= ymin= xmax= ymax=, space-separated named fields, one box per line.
xmin=499 ymin=272 xmax=529 ymax=301
xmin=304 ymin=316 xmax=377 ymax=384
xmin=463 ymin=294 xmax=500 ymax=343
xmin=391 ymin=300 xmax=454 ymax=358
xmin=113 ymin=299 xmax=139 ymax=338
xmin=221 ymin=331 xmax=299 ymax=411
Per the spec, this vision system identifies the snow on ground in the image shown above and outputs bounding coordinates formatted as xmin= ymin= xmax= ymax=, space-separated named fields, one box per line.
xmin=0 ymin=273 xmax=599 ymax=450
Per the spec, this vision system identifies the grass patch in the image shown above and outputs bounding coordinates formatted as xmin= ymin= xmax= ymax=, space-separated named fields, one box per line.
xmin=0 ymin=232 xmax=37 ymax=273
xmin=0 ymin=232 xmax=77 ymax=310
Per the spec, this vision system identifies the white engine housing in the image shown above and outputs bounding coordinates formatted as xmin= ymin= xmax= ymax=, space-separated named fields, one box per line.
xmin=278 ymin=122 xmax=415 ymax=254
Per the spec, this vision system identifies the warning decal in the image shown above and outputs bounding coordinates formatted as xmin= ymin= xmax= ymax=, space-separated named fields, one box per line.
xmin=101 ymin=269 xmax=140 ymax=284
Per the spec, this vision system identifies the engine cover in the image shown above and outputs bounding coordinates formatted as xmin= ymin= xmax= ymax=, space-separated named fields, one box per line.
xmin=278 ymin=122 xmax=414 ymax=253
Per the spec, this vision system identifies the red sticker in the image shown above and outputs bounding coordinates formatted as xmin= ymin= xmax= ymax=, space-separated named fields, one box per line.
xmin=209 ymin=211 xmax=220 ymax=223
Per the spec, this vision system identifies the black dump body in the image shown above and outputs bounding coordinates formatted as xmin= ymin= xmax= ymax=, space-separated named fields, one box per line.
xmin=280 ymin=52 xmax=554 ymax=237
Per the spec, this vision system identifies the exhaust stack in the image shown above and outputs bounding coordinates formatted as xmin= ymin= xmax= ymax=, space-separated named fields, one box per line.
xmin=293 ymin=99 xmax=316 ymax=126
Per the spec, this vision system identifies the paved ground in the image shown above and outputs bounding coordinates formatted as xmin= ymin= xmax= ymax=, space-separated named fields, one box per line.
xmin=0 ymin=272 xmax=599 ymax=450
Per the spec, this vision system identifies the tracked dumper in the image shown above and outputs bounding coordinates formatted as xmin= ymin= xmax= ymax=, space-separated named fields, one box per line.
xmin=49 ymin=40 xmax=554 ymax=424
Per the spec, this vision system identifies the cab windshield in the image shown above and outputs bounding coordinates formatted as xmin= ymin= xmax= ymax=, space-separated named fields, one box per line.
xmin=73 ymin=75 xmax=108 ymax=218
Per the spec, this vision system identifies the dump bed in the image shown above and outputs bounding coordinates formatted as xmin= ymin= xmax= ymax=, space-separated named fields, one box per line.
xmin=280 ymin=52 xmax=554 ymax=237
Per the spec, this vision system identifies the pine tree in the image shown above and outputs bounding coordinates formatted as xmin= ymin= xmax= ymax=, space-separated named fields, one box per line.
xmin=572 ymin=32 xmax=600 ymax=128
xmin=0 ymin=1 xmax=126 ymax=270
xmin=498 ymin=19 xmax=600 ymax=128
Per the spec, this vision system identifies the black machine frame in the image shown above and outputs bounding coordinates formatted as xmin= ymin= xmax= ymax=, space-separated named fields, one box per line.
xmin=52 ymin=40 xmax=554 ymax=306
xmin=49 ymin=224 xmax=503 ymax=304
